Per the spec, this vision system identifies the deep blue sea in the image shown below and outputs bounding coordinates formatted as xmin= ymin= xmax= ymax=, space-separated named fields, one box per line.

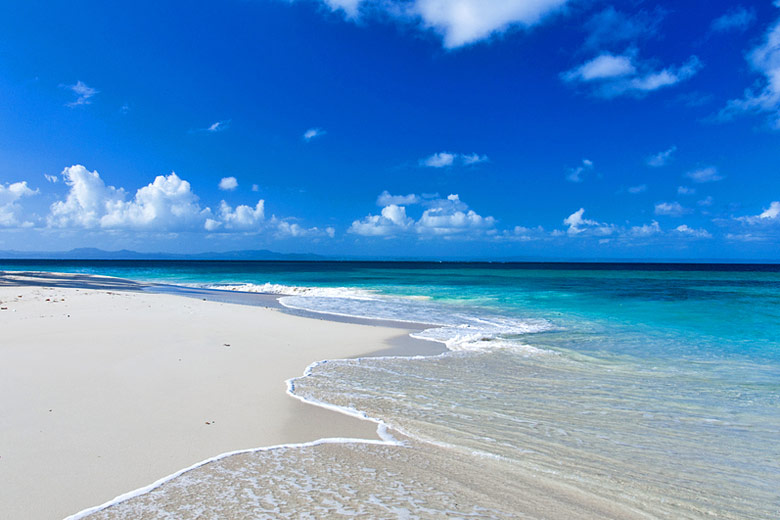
xmin=3 ymin=260 xmax=779 ymax=518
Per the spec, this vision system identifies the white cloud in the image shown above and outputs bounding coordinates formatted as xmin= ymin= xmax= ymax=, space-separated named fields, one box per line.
xmin=321 ymin=0 xmax=362 ymax=18
xmin=275 ymin=220 xmax=335 ymax=239
xmin=45 ymin=164 xmax=323 ymax=236
xmin=303 ymin=128 xmax=326 ymax=141
xmin=686 ymin=166 xmax=724 ymax=183
xmin=629 ymin=220 xmax=661 ymax=237
xmin=96 ymin=173 xmax=206 ymax=230
xmin=720 ymin=15 xmax=780 ymax=127
xmin=677 ymin=186 xmax=696 ymax=195
xmin=562 ymin=208 xmax=613 ymax=236
xmin=735 ymin=201 xmax=780 ymax=225
xmin=420 ymin=151 xmax=488 ymax=168
xmin=251 ymin=184 xmax=260 ymax=192
xmin=562 ymin=54 xmax=635 ymax=81
xmin=218 ymin=176 xmax=239 ymax=191
xmin=562 ymin=54 xmax=701 ymax=98
xmin=349 ymin=204 xmax=414 ymax=236
xmin=44 ymin=174 xmax=59 ymax=183
xmin=421 ymin=151 xmax=455 ymax=168
xmin=654 ymin=201 xmax=689 ymax=217
xmin=674 ymin=225 xmax=712 ymax=238
xmin=65 ymin=81 xmax=98 ymax=107
xmin=350 ymin=192 xmax=495 ymax=237
xmin=213 ymin=200 xmax=265 ymax=230
xmin=711 ymin=6 xmax=755 ymax=33
xmin=565 ymin=159 xmax=593 ymax=183
xmin=412 ymin=0 xmax=569 ymax=48
xmin=461 ymin=153 xmax=489 ymax=165
xmin=309 ymin=0 xmax=570 ymax=49
xmin=628 ymin=184 xmax=647 ymax=194
xmin=377 ymin=190 xmax=421 ymax=206
xmin=0 ymin=181 xmax=37 ymax=227
xmin=207 ymin=120 xmax=230 ymax=132
xmin=415 ymin=194 xmax=496 ymax=236
xmin=647 ymin=146 xmax=676 ymax=167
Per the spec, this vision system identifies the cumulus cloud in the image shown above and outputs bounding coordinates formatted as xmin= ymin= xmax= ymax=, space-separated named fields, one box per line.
xmin=350 ymin=192 xmax=495 ymax=238
xmin=349 ymin=204 xmax=414 ymax=236
xmin=415 ymin=194 xmax=496 ymax=236
xmin=218 ymin=176 xmax=239 ymax=191
xmin=312 ymin=0 xmax=570 ymax=49
xmin=562 ymin=53 xmax=701 ymax=98
xmin=711 ymin=6 xmax=755 ymax=33
xmin=64 ymin=81 xmax=98 ymax=107
xmin=207 ymin=200 xmax=265 ymax=231
xmin=627 ymin=184 xmax=647 ymax=194
xmin=44 ymin=164 xmax=328 ymax=238
xmin=0 ymin=181 xmax=38 ymax=227
xmin=303 ymin=128 xmax=326 ymax=141
xmin=685 ymin=166 xmax=724 ymax=183
xmin=719 ymin=14 xmax=780 ymax=127
xmin=647 ymin=146 xmax=676 ymax=167
xmin=654 ymin=201 xmax=689 ymax=217
xmin=565 ymin=159 xmax=593 ymax=183
xmin=420 ymin=151 xmax=488 ymax=168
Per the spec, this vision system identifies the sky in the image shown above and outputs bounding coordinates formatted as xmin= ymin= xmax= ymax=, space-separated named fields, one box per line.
xmin=1 ymin=0 xmax=779 ymax=260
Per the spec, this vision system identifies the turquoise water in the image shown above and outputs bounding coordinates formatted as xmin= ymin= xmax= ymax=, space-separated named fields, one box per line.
xmin=3 ymin=260 xmax=779 ymax=517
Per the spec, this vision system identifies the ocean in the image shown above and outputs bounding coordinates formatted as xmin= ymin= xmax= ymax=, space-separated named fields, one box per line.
xmin=3 ymin=260 xmax=779 ymax=518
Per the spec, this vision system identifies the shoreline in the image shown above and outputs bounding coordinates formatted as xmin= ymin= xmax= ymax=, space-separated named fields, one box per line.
xmin=0 ymin=271 xmax=444 ymax=519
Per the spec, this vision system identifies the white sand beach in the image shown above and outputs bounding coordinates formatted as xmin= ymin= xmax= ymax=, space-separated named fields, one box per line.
xmin=0 ymin=273 xmax=417 ymax=519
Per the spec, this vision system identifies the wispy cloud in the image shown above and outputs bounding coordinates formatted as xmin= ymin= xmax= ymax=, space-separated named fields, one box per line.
xmin=735 ymin=201 xmax=780 ymax=225
xmin=677 ymin=186 xmax=696 ymax=195
xmin=627 ymin=184 xmax=647 ymax=194
xmin=562 ymin=208 xmax=613 ymax=236
xmin=207 ymin=120 xmax=230 ymax=132
xmin=584 ymin=6 xmax=665 ymax=49
xmin=303 ymin=127 xmax=326 ymax=141
xmin=565 ymin=159 xmax=593 ymax=183
xmin=685 ymin=166 xmax=724 ymax=183
xmin=710 ymin=6 xmax=756 ymax=33
xmin=64 ymin=81 xmax=98 ymax=107
xmin=420 ymin=152 xmax=489 ymax=168
xmin=719 ymin=14 xmax=780 ymax=128
xmin=562 ymin=53 xmax=701 ymax=98
xmin=654 ymin=201 xmax=689 ymax=217
xmin=647 ymin=146 xmax=676 ymax=167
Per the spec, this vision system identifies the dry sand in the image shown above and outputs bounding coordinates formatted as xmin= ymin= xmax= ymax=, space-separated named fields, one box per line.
xmin=0 ymin=273 xmax=418 ymax=519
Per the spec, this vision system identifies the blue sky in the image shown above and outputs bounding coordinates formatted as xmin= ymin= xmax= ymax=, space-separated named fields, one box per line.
xmin=1 ymin=0 xmax=779 ymax=259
